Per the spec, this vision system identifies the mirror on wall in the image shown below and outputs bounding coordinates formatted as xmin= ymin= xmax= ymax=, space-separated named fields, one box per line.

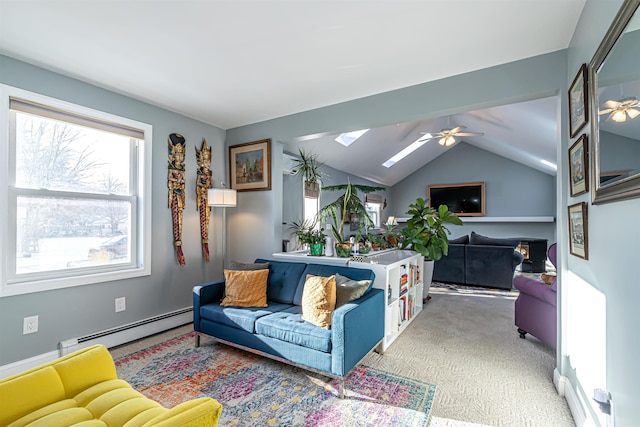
xmin=589 ymin=0 xmax=640 ymax=204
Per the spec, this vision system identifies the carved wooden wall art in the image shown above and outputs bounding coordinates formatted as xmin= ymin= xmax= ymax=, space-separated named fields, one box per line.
xmin=168 ymin=133 xmax=186 ymax=266
xmin=195 ymin=139 xmax=213 ymax=261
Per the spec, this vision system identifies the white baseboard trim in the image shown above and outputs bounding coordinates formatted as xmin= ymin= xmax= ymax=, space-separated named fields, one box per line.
xmin=0 ymin=308 xmax=192 ymax=379
xmin=555 ymin=368 xmax=587 ymax=427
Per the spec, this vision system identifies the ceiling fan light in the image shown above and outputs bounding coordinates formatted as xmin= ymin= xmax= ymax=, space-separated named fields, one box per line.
xmin=627 ymin=108 xmax=640 ymax=119
xmin=438 ymin=137 xmax=446 ymax=146
xmin=611 ymin=110 xmax=627 ymax=122
xmin=444 ymin=135 xmax=456 ymax=146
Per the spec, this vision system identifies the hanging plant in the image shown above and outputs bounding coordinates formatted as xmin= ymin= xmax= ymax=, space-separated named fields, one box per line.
xmin=290 ymin=148 xmax=325 ymax=197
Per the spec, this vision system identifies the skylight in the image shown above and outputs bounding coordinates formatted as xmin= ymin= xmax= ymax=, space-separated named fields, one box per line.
xmin=382 ymin=134 xmax=433 ymax=168
xmin=335 ymin=129 xmax=369 ymax=147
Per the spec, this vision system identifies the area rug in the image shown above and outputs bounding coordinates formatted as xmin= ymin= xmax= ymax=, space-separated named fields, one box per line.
xmin=114 ymin=331 xmax=436 ymax=426
xmin=430 ymin=282 xmax=518 ymax=297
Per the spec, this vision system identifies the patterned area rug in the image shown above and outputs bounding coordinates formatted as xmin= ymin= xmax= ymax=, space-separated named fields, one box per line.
xmin=430 ymin=282 xmax=519 ymax=297
xmin=114 ymin=332 xmax=436 ymax=426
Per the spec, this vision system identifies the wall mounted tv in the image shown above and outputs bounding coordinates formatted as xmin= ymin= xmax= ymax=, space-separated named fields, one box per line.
xmin=427 ymin=182 xmax=486 ymax=217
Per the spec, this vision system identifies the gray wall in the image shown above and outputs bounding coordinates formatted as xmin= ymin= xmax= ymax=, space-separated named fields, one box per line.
xmin=566 ymin=0 xmax=640 ymax=425
xmin=0 ymin=55 xmax=227 ymax=364
xmin=389 ymin=142 xmax=556 ymax=243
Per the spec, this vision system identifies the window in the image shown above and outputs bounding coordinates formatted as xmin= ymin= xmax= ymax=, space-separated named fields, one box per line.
xmin=365 ymin=194 xmax=383 ymax=228
xmin=303 ymin=179 xmax=321 ymax=230
xmin=0 ymin=85 xmax=152 ymax=297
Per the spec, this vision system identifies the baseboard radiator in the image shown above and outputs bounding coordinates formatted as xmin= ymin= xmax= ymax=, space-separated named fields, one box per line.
xmin=58 ymin=307 xmax=193 ymax=356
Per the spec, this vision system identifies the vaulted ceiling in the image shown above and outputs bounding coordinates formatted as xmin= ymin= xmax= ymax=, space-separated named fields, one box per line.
xmin=0 ymin=0 xmax=587 ymax=185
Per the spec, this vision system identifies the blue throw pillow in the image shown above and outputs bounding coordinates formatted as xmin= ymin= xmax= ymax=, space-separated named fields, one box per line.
xmin=469 ymin=231 xmax=520 ymax=249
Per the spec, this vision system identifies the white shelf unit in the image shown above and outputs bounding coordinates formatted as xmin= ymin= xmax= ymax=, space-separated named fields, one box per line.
xmin=349 ymin=250 xmax=423 ymax=352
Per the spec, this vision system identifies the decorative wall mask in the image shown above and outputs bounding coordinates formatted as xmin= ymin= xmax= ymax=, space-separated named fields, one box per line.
xmin=195 ymin=139 xmax=213 ymax=262
xmin=168 ymin=133 xmax=186 ymax=266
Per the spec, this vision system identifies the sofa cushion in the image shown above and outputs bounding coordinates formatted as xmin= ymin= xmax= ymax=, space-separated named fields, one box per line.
xmin=301 ymin=274 xmax=337 ymax=329
xmin=255 ymin=306 xmax=332 ymax=353
xmin=293 ymin=263 xmax=375 ymax=305
xmin=255 ymin=259 xmax=308 ymax=304
xmin=221 ymin=269 xmax=269 ymax=308
xmin=200 ymin=302 xmax=293 ymax=333
xmin=469 ymin=231 xmax=520 ymax=248
xmin=449 ymin=235 xmax=469 ymax=244
xmin=335 ymin=273 xmax=371 ymax=308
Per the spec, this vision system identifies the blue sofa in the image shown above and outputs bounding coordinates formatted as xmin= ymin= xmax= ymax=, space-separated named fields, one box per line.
xmin=433 ymin=232 xmax=525 ymax=290
xmin=193 ymin=259 xmax=383 ymax=398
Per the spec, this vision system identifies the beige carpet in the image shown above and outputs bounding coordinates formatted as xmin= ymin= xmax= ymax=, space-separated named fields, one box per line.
xmin=111 ymin=291 xmax=573 ymax=427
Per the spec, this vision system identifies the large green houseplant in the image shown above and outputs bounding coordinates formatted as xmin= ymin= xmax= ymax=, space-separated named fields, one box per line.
xmin=400 ymin=197 xmax=463 ymax=300
xmin=318 ymin=179 xmax=385 ymax=256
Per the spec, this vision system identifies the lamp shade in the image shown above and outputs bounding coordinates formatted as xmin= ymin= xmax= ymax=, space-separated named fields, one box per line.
xmin=208 ymin=188 xmax=237 ymax=207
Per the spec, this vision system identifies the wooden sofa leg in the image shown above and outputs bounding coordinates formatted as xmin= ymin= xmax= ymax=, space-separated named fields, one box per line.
xmin=517 ymin=328 xmax=527 ymax=339
xmin=339 ymin=378 xmax=345 ymax=399
xmin=195 ymin=334 xmax=201 ymax=347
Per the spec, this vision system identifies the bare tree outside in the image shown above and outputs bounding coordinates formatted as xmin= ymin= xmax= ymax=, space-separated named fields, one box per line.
xmin=13 ymin=112 xmax=134 ymax=273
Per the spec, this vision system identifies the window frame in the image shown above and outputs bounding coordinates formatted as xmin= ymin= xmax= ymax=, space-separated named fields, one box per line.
xmin=0 ymin=84 xmax=152 ymax=297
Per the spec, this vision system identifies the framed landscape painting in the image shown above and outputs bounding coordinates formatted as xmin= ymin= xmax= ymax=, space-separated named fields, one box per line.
xmin=569 ymin=134 xmax=589 ymax=196
xmin=229 ymin=139 xmax=271 ymax=192
xmin=568 ymin=63 xmax=588 ymax=138
xmin=568 ymin=202 xmax=589 ymax=259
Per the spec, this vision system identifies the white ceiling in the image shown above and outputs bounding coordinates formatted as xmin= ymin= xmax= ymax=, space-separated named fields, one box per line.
xmin=0 ymin=0 xmax=586 ymax=185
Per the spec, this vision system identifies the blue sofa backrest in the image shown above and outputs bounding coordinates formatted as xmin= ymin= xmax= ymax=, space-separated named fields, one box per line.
xmin=254 ymin=259 xmax=307 ymax=304
xmin=292 ymin=263 xmax=376 ymax=306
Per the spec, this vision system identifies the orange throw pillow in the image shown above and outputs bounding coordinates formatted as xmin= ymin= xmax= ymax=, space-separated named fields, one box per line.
xmin=220 ymin=269 xmax=269 ymax=307
xmin=301 ymin=274 xmax=336 ymax=329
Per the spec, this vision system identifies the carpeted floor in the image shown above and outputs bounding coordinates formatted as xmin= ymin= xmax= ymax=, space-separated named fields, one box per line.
xmin=111 ymin=289 xmax=574 ymax=427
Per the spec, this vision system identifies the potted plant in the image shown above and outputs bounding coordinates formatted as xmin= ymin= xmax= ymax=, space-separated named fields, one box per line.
xmin=400 ymin=197 xmax=463 ymax=300
xmin=318 ymin=179 xmax=385 ymax=257
xmin=306 ymin=228 xmax=326 ymax=256
xmin=290 ymin=148 xmax=325 ymax=198
xmin=287 ymin=218 xmax=315 ymax=250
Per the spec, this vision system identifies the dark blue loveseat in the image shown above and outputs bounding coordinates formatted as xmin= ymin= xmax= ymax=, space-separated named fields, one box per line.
xmin=193 ymin=259 xmax=383 ymax=398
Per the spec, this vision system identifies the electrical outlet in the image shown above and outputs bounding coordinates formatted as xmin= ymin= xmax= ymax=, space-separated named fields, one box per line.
xmin=115 ymin=297 xmax=126 ymax=312
xmin=23 ymin=315 xmax=39 ymax=334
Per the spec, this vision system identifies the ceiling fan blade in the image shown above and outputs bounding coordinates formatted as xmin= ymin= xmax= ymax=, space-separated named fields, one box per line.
xmin=599 ymin=108 xmax=614 ymax=115
xmin=449 ymin=126 xmax=465 ymax=134
xmin=603 ymin=100 xmax=622 ymax=109
xmin=455 ymin=132 xmax=484 ymax=137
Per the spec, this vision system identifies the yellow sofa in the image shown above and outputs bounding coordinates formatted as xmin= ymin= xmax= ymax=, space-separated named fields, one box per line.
xmin=0 ymin=344 xmax=222 ymax=427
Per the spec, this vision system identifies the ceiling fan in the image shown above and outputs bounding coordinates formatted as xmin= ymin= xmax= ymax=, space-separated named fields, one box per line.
xmin=599 ymin=97 xmax=640 ymax=123
xmin=419 ymin=125 xmax=484 ymax=147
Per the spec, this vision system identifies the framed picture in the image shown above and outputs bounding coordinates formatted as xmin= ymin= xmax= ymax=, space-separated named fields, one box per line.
xmin=229 ymin=139 xmax=271 ymax=192
xmin=569 ymin=134 xmax=589 ymax=196
xmin=568 ymin=202 xmax=589 ymax=259
xmin=569 ymin=63 xmax=588 ymax=138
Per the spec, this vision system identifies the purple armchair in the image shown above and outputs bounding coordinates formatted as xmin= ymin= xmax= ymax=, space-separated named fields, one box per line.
xmin=513 ymin=243 xmax=557 ymax=349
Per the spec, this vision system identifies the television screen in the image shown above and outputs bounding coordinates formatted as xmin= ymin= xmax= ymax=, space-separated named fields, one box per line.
xmin=428 ymin=182 xmax=485 ymax=216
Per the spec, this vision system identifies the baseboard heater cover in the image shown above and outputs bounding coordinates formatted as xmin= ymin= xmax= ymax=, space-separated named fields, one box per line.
xmin=58 ymin=307 xmax=193 ymax=356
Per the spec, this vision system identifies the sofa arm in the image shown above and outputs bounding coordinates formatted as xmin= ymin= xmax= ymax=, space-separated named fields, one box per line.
xmin=144 ymin=397 xmax=222 ymax=426
xmin=193 ymin=281 xmax=225 ymax=331
xmin=330 ymin=288 xmax=384 ymax=376
xmin=513 ymin=275 xmax=556 ymax=306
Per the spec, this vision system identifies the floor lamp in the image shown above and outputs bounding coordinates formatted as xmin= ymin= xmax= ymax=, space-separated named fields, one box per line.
xmin=208 ymin=185 xmax=237 ymax=269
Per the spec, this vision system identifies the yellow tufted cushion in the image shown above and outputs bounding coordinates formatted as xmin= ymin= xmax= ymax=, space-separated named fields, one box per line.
xmin=6 ymin=399 xmax=78 ymax=427
xmin=54 ymin=345 xmax=118 ymax=398
xmin=220 ymin=269 xmax=269 ymax=307
xmin=22 ymin=407 xmax=95 ymax=427
xmin=0 ymin=366 xmax=66 ymax=426
xmin=301 ymin=274 xmax=336 ymax=329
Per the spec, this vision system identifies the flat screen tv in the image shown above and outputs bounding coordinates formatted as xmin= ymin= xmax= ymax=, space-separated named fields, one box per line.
xmin=427 ymin=182 xmax=485 ymax=216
